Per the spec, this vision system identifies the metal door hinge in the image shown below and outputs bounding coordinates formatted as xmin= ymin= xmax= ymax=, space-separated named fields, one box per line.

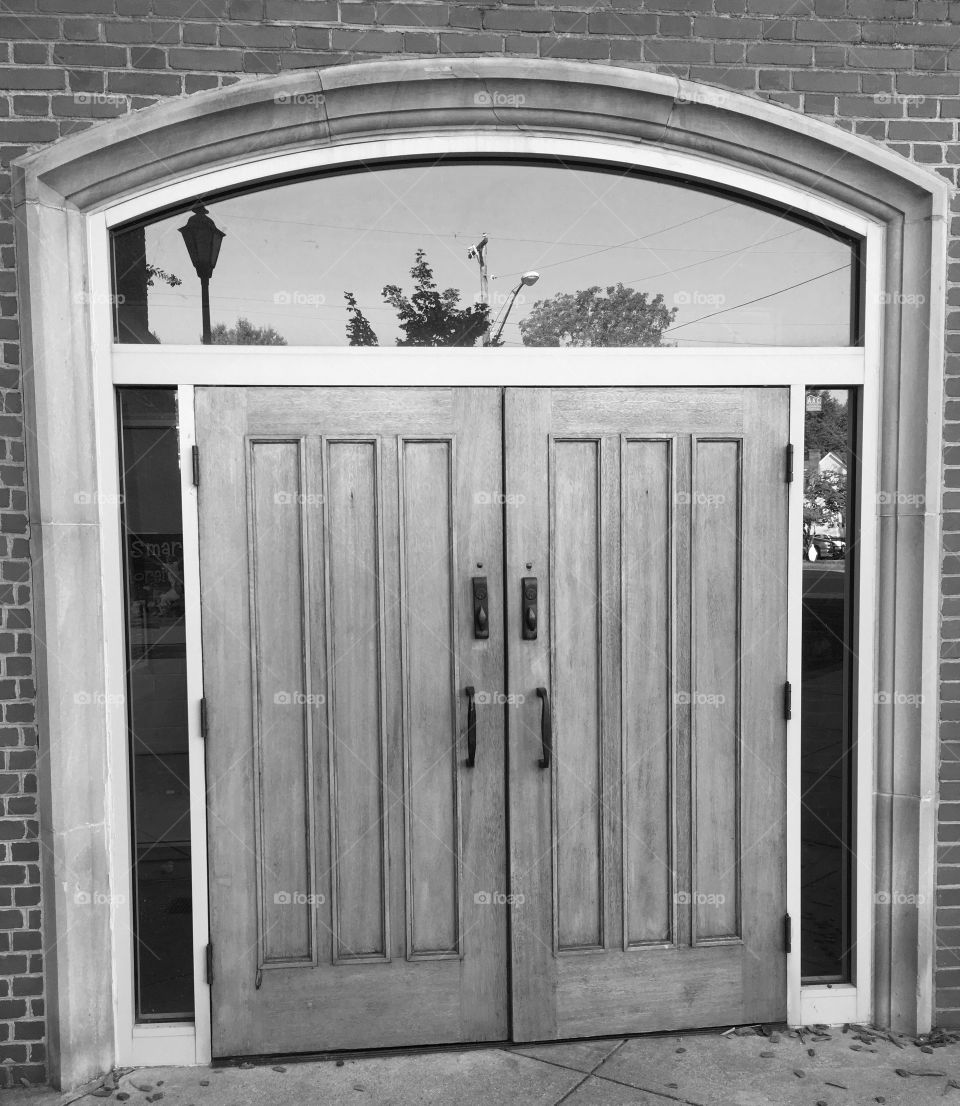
xmin=785 ymin=443 xmax=794 ymax=483
xmin=192 ymin=444 xmax=200 ymax=487
xmin=205 ymin=942 xmax=213 ymax=985
xmin=783 ymin=681 xmax=792 ymax=721
xmin=199 ymin=697 xmax=208 ymax=739
xmin=784 ymin=913 xmax=792 ymax=954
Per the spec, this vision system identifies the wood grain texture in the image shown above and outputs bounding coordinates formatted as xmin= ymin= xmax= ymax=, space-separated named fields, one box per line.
xmin=325 ymin=439 xmax=388 ymax=961
xmin=551 ymin=439 xmax=603 ymax=952
xmin=201 ymin=388 xmax=507 ymax=1056
xmin=249 ymin=440 xmax=313 ymax=964
xmin=400 ymin=439 xmax=460 ymax=957
xmin=622 ymin=437 xmax=674 ymax=948
xmin=691 ymin=437 xmax=742 ymax=942
xmin=509 ymin=388 xmax=789 ymax=1042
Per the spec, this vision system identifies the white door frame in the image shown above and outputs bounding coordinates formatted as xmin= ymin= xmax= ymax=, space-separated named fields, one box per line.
xmin=82 ymin=133 xmax=884 ymax=1066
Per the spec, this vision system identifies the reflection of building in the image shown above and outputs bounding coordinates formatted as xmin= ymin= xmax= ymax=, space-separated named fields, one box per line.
xmin=818 ymin=451 xmax=847 ymax=476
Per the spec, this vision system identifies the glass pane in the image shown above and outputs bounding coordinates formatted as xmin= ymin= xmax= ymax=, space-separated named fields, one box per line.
xmin=118 ymin=387 xmax=193 ymax=1020
xmin=112 ymin=159 xmax=857 ymax=348
xmin=801 ymin=387 xmax=855 ymax=981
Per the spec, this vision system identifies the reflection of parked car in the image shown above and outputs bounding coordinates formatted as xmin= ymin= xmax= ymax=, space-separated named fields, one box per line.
xmin=804 ymin=532 xmax=845 ymax=561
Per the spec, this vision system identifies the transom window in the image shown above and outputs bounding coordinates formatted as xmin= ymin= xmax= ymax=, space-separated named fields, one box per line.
xmin=111 ymin=158 xmax=859 ymax=349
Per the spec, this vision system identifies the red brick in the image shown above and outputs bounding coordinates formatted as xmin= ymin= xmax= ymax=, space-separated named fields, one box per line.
xmin=168 ymin=47 xmax=245 ymax=70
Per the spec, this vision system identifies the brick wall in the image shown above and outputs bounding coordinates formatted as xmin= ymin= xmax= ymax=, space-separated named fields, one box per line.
xmin=1 ymin=0 xmax=958 ymax=1083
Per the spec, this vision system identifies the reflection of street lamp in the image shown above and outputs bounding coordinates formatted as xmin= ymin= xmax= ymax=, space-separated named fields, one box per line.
xmin=490 ymin=270 xmax=539 ymax=346
xmin=178 ymin=203 xmax=225 ymax=344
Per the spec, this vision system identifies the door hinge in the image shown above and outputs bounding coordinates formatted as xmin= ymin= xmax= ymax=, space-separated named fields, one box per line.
xmin=785 ymin=443 xmax=794 ymax=483
xmin=783 ymin=680 xmax=792 ymax=721
xmin=199 ymin=697 xmax=208 ymax=739
xmin=784 ymin=912 xmax=792 ymax=954
xmin=205 ymin=942 xmax=213 ymax=985
xmin=192 ymin=444 xmax=200 ymax=487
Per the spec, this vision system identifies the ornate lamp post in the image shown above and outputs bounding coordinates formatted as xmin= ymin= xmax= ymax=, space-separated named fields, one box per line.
xmin=178 ymin=203 xmax=225 ymax=344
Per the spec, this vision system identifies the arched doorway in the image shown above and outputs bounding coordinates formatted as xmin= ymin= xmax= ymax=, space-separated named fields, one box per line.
xmin=13 ymin=58 xmax=947 ymax=1083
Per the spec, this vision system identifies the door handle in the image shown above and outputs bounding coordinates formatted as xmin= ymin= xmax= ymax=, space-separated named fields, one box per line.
xmin=465 ymin=685 xmax=477 ymax=767
xmin=536 ymin=687 xmax=551 ymax=770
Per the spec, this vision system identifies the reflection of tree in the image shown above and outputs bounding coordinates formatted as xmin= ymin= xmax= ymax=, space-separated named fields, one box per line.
xmin=146 ymin=264 xmax=181 ymax=290
xmin=344 ymin=250 xmax=490 ymax=347
xmin=211 ymin=317 xmax=287 ymax=345
xmin=519 ymin=284 xmax=676 ymax=347
xmin=345 ymin=293 xmax=378 ymax=346
xmin=804 ymin=467 xmax=846 ymax=534
xmin=805 ymin=389 xmax=847 ymax=455
xmin=803 ymin=390 xmax=848 ymax=537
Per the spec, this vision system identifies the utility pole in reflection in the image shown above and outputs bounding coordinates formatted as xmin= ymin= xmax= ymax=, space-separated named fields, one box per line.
xmin=467 ymin=233 xmax=491 ymax=345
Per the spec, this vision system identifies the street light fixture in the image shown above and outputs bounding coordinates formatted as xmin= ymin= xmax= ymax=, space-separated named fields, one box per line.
xmin=178 ymin=203 xmax=225 ymax=345
xmin=490 ymin=270 xmax=539 ymax=346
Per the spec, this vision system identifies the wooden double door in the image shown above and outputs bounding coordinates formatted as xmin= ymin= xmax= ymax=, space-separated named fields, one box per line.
xmin=198 ymin=386 xmax=789 ymax=1057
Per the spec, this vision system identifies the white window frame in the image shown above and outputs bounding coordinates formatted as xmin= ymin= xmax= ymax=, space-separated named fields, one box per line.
xmin=85 ymin=133 xmax=883 ymax=1066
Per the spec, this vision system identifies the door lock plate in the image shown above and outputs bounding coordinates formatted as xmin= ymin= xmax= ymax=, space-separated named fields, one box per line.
xmin=472 ymin=576 xmax=489 ymax=639
xmin=521 ymin=576 xmax=538 ymax=640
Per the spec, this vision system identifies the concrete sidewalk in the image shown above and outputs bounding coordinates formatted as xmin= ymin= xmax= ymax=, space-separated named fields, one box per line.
xmin=5 ymin=1024 xmax=960 ymax=1105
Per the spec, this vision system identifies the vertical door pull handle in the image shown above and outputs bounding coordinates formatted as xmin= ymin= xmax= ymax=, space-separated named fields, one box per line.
xmin=536 ymin=687 xmax=551 ymax=770
xmin=465 ymin=685 xmax=477 ymax=767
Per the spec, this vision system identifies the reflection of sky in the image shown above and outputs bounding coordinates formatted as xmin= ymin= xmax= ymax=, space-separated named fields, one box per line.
xmin=138 ymin=161 xmax=854 ymax=347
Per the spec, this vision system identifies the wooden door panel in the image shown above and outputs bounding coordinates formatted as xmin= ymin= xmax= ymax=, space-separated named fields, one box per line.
xmin=552 ymin=439 xmax=603 ymax=953
xmin=199 ymin=387 xmax=507 ymax=1056
xmin=399 ymin=439 xmax=461 ymax=958
xmin=622 ymin=436 xmax=676 ymax=949
xmin=249 ymin=439 xmax=314 ymax=966
xmin=325 ymin=438 xmax=389 ymax=962
xmin=507 ymin=388 xmax=789 ymax=1041
xmin=691 ymin=437 xmax=742 ymax=942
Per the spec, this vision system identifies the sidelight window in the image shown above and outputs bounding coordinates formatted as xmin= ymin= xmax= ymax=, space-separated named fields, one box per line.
xmin=117 ymin=387 xmax=193 ymax=1021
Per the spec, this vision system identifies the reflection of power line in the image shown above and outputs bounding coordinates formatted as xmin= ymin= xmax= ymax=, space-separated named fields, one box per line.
xmin=493 ymin=203 xmax=738 ymax=281
xmin=665 ymin=265 xmax=849 ymax=334
xmin=622 ymin=227 xmax=803 ymax=287
xmin=216 ymin=210 xmax=786 ymax=255
xmin=149 ymin=293 xmax=397 ymax=314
